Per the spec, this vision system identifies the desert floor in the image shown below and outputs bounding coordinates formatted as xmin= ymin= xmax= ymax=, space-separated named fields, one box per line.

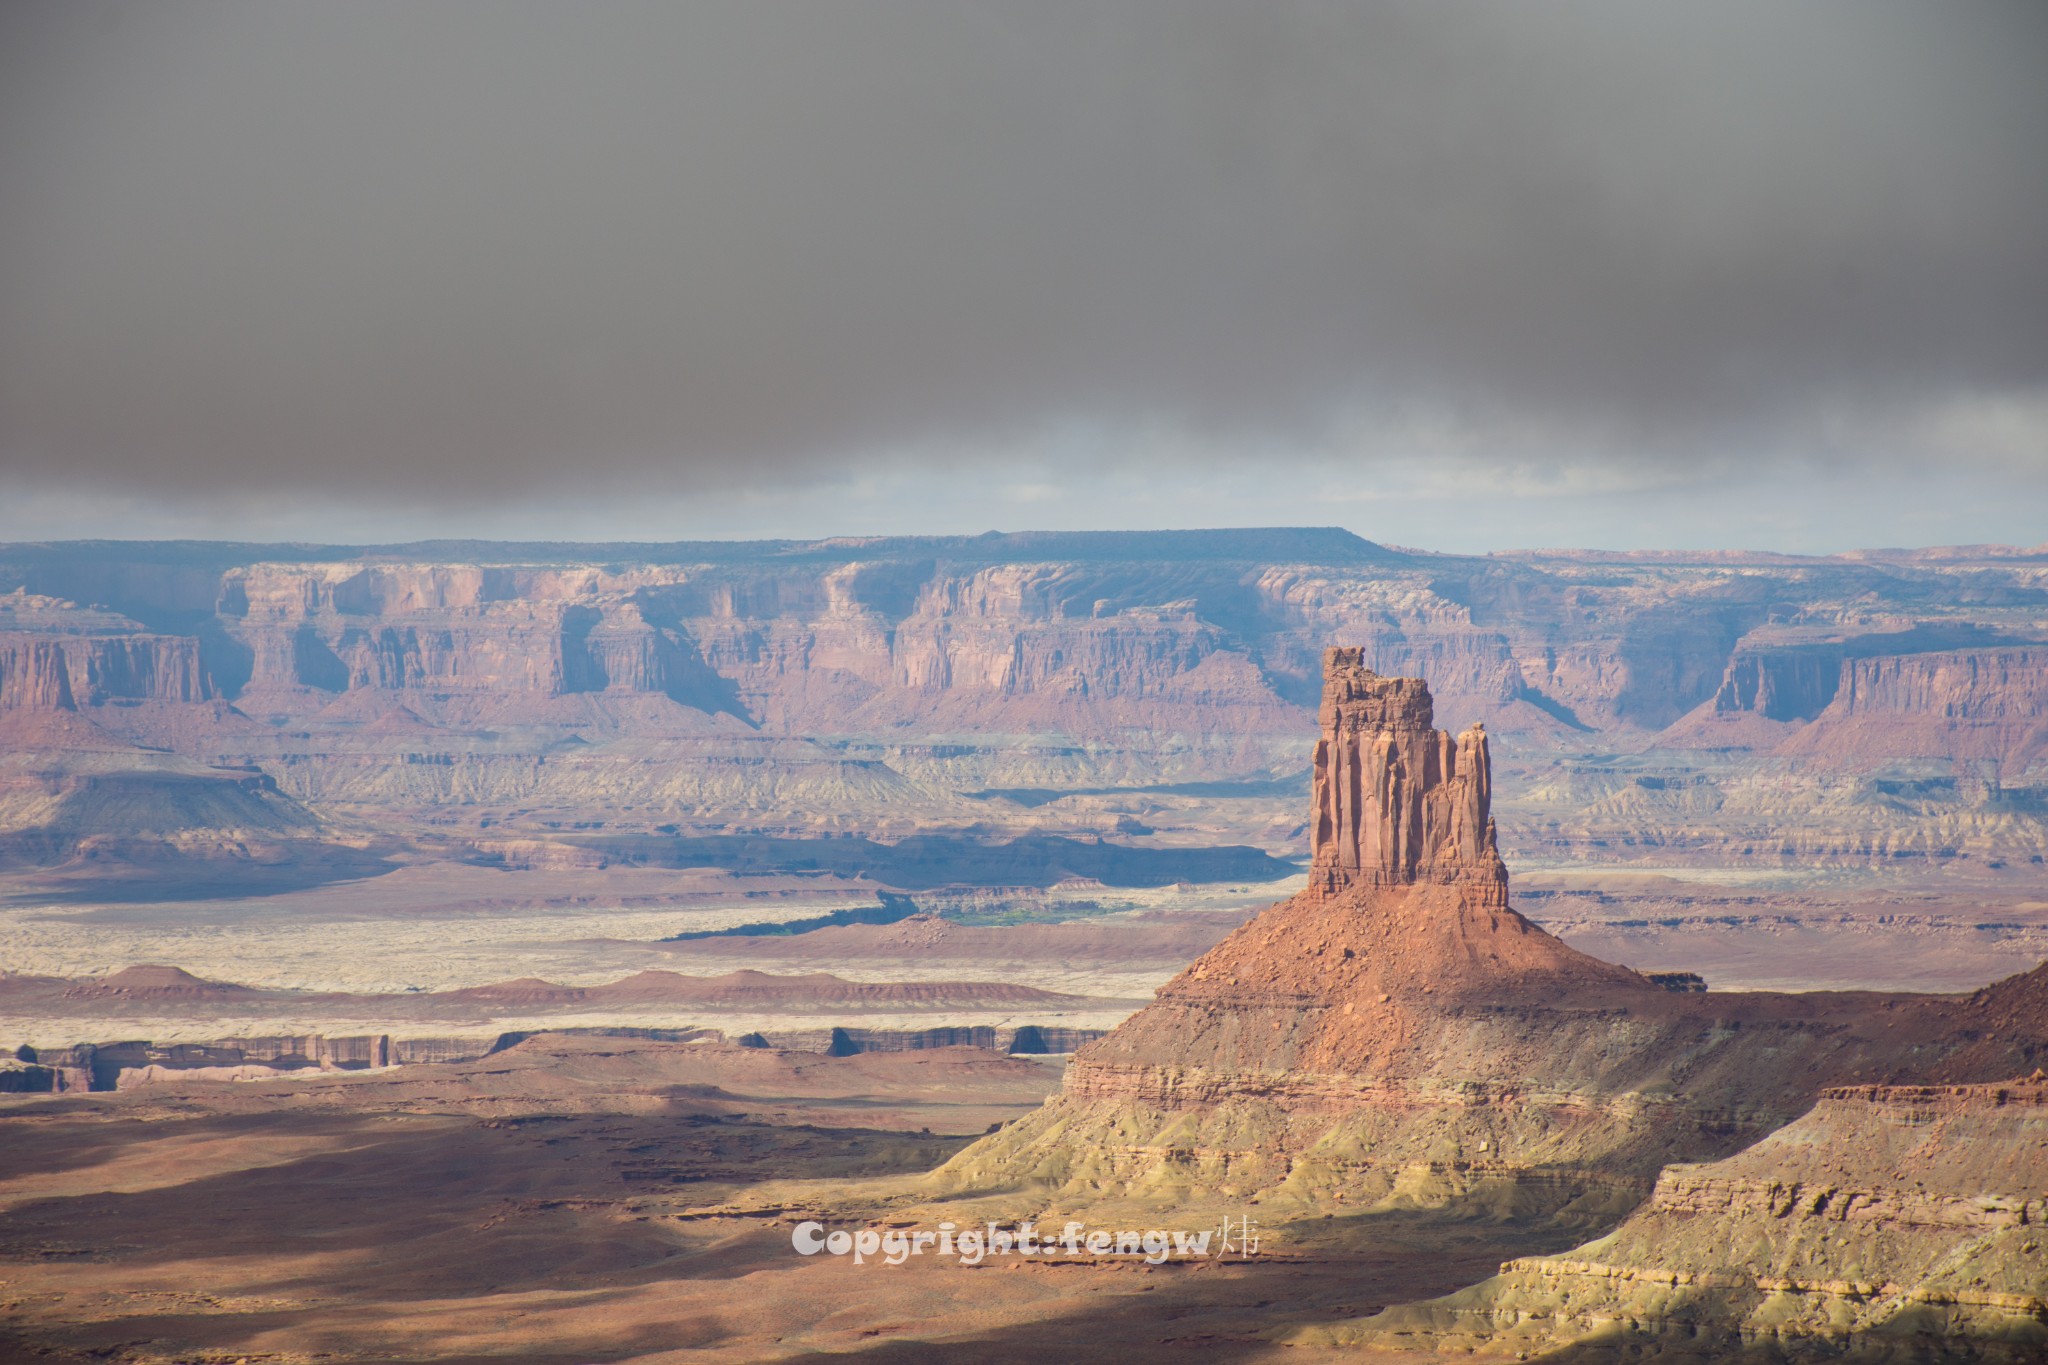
xmin=0 ymin=1035 xmax=1555 ymax=1363
xmin=5 ymin=857 xmax=2046 ymax=1361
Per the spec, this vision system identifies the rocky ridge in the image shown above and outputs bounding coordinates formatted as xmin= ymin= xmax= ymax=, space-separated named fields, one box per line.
xmin=1336 ymin=1076 xmax=2048 ymax=1359
xmin=4 ymin=1014 xmax=1103 ymax=1093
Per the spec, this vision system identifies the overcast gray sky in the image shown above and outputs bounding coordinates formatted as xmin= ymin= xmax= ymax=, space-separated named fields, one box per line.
xmin=2 ymin=1 xmax=2044 ymax=551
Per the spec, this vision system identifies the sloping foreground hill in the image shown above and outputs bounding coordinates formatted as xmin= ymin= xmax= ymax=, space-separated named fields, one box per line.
xmin=1327 ymin=1077 xmax=2048 ymax=1361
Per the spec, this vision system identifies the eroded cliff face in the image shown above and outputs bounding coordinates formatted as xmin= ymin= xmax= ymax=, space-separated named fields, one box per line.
xmin=1309 ymin=648 xmax=1500 ymax=895
xmin=1713 ymin=642 xmax=1849 ymax=721
xmin=0 ymin=631 xmax=207 ymax=709
xmin=0 ymin=535 xmax=2045 ymax=870
xmin=226 ymin=563 xmax=699 ymax=705
xmin=206 ymin=556 xmax=1309 ymax=751
xmin=1778 ymin=648 xmax=2048 ymax=776
xmin=5 ymin=534 xmax=2025 ymax=745
xmin=0 ymin=637 xmax=74 ymax=709
xmin=930 ymin=657 xmax=2048 ymax=1226
xmin=1687 ymin=626 xmax=2048 ymax=775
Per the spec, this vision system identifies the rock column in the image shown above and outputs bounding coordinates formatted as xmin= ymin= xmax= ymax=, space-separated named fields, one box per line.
xmin=1309 ymin=647 xmax=1502 ymax=894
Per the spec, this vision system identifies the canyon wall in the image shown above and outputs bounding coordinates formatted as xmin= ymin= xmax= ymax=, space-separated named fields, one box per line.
xmin=0 ymin=631 xmax=207 ymax=709
xmin=1 ymin=533 xmax=2044 ymax=873
xmin=1778 ymin=647 xmax=2048 ymax=775
xmin=7 ymin=537 xmax=2044 ymax=755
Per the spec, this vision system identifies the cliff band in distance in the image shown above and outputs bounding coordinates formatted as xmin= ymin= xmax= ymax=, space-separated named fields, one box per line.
xmin=5 ymin=533 xmax=2047 ymax=888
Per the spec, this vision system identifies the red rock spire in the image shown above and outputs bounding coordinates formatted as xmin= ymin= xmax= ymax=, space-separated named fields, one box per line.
xmin=1308 ymin=647 xmax=1502 ymax=895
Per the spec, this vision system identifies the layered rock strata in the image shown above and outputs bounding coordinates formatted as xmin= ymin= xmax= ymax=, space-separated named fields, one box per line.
xmin=0 ymin=630 xmax=207 ymax=710
xmin=5 ymin=538 xmax=2048 ymax=877
xmin=1779 ymin=647 xmax=2048 ymax=775
xmin=1338 ymin=1076 xmax=2048 ymax=1360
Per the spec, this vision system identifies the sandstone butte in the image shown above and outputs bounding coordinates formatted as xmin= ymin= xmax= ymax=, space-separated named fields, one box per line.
xmin=929 ymin=649 xmax=2048 ymax=1351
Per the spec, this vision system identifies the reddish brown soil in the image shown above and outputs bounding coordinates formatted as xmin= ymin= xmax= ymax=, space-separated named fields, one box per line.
xmin=0 ymin=1036 xmax=1512 ymax=1362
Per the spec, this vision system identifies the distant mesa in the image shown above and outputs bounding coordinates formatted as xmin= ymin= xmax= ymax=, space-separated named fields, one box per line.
xmin=5 ymin=535 xmax=2048 ymax=895
xmin=62 ymin=964 xmax=254 ymax=1001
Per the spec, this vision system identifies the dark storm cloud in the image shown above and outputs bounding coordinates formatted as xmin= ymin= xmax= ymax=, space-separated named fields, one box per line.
xmin=1 ymin=0 xmax=2044 ymax=502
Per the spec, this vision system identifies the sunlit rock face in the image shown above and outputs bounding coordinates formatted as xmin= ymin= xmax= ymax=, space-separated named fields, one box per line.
xmin=1309 ymin=647 xmax=1500 ymax=897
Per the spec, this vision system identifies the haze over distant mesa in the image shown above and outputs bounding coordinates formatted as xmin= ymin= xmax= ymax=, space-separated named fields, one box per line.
xmin=1 ymin=2 xmax=2044 ymax=547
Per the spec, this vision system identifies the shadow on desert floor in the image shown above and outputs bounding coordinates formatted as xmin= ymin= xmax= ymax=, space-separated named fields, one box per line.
xmin=0 ymin=1084 xmax=1583 ymax=1362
